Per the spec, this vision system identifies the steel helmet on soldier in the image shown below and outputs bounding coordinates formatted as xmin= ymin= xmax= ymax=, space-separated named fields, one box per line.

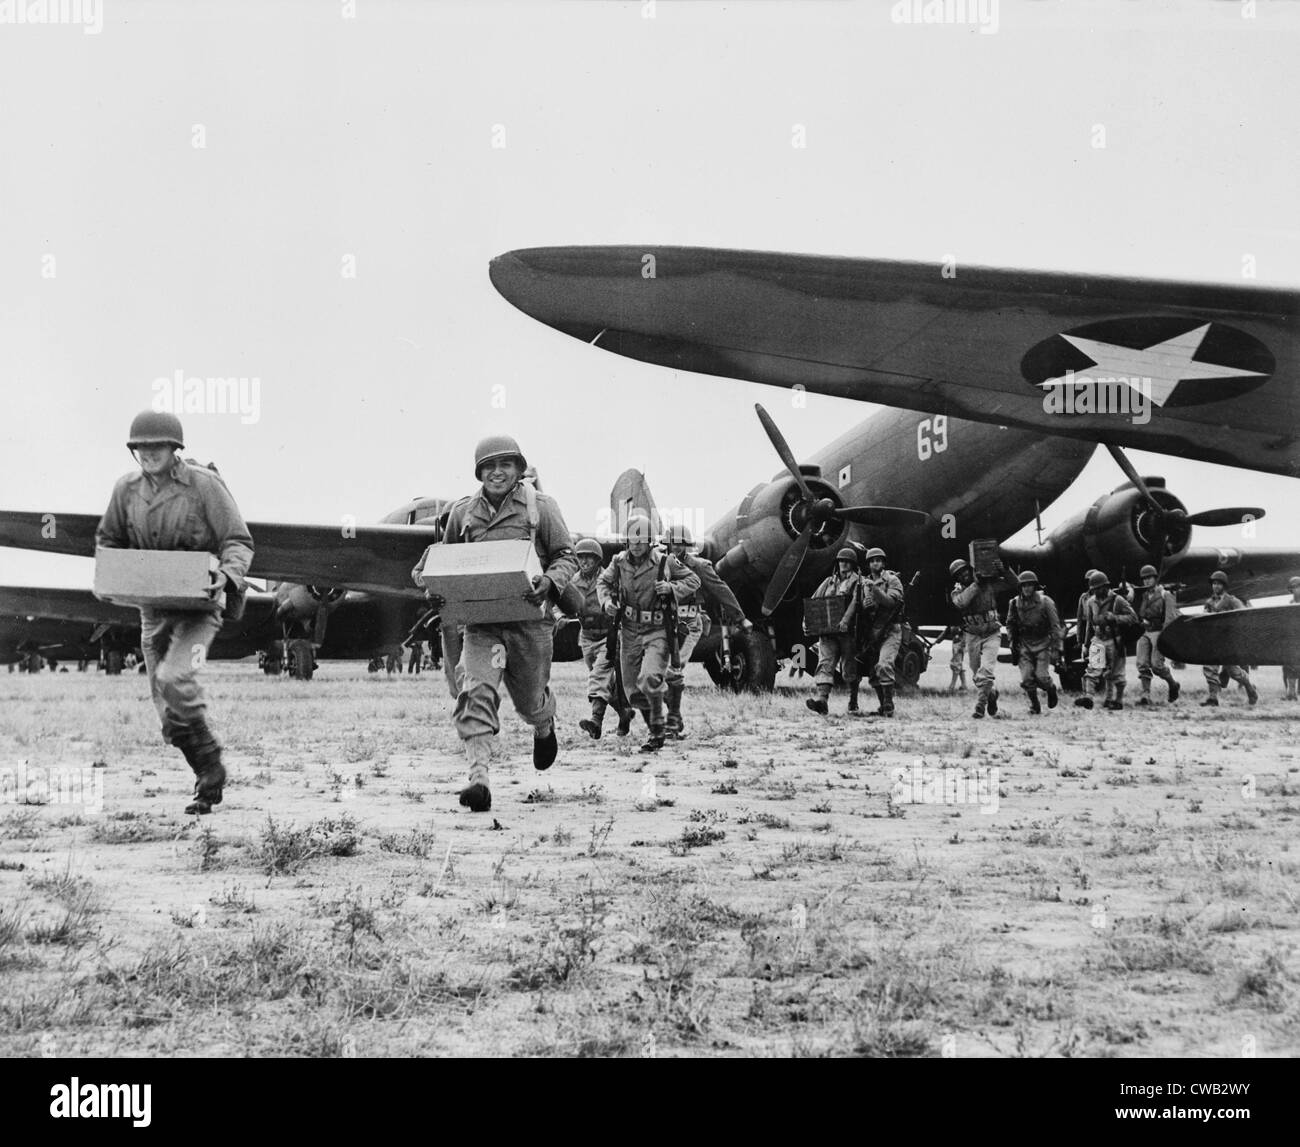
xmin=662 ymin=524 xmax=694 ymax=547
xmin=836 ymin=548 xmax=857 ymax=563
xmin=1139 ymin=565 xmax=1159 ymax=579
xmin=949 ymin=558 xmax=970 ymax=577
xmin=865 ymin=547 xmax=886 ymax=561
xmin=1018 ymin=570 xmax=1039 ymax=586
xmin=1089 ymin=571 xmax=1110 ymax=589
xmin=1210 ymin=570 xmax=1229 ymax=585
xmin=1289 ymin=576 xmax=1300 ymax=590
xmin=1085 ymin=569 xmax=1100 ymax=583
xmin=127 ymin=410 xmax=184 ymax=449
xmin=473 ymin=435 xmax=527 ymax=478
xmin=574 ymin=538 xmax=603 ymax=559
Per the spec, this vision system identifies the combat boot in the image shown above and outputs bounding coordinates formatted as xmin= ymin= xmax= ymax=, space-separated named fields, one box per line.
xmin=1113 ymin=682 xmax=1126 ymax=710
xmin=640 ymin=723 xmax=666 ymax=753
xmin=880 ymin=685 xmax=895 ymax=718
xmin=806 ymin=686 xmax=830 ymax=716
xmin=847 ymin=682 xmax=861 ymax=715
xmin=665 ymin=683 xmax=685 ymax=739
xmin=1136 ymin=682 xmax=1152 ymax=706
xmin=986 ymin=687 xmax=998 ymax=716
xmin=1168 ymin=679 xmax=1181 ymax=703
xmin=533 ymin=720 xmax=558 ymax=771
xmin=181 ymin=720 xmax=226 ymax=816
xmin=615 ymin=707 xmax=634 ymax=736
xmin=873 ymin=684 xmax=887 ymax=716
xmin=1026 ymin=688 xmax=1041 ymax=715
xmin=458 ymin=734 xmax=492 ymax=812
xmin=1245 ymin=681 xmax=1259 ymax=706
xmin=579 ymin=697 xmax=607 ymax=740
xmin=972 ymin=694 xmax=987 ymax=719
xmin=1200 ymin=694 xmax=1219 ymax=707
xmin=1045 ymin=680 xmax=1058 ymax=709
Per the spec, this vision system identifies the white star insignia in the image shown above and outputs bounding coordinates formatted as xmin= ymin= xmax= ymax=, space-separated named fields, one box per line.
xmin=1040 ymin=323 xmax=1266 ymax=406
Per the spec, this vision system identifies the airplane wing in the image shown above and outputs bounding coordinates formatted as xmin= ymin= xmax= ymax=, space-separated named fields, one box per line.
xmin=1159 ymin=603 xmax=1300 ymax=666
xmin=490 ymin=246 xmax=1300 ymax=477
xmin=0 ymin=512 xmax=435 ymax=598
xmin=1163 ymin=547 xmax=1300 ymax=605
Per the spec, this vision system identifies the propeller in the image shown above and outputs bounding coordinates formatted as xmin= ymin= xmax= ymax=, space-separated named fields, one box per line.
xmin=755 ymin=404 xmax=931 ymax=615
xmin=1104 ymin=443 xmax=1265 ymax=574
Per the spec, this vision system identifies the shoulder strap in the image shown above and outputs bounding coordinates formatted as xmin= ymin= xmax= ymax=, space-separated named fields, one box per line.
xmin=523 ymin=481 xmax=539 ymax=539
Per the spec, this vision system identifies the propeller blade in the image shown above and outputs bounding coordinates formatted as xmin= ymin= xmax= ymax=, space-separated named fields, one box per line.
xmin=832 ymin=506 xmax=933 ymax=529
xmin=1104 ymin=443 xmax=1160 ymax=511
xmin=755 ymin=404 xmax=814 ymax=503
xmin=762 ymin=527 xmax=812 ymax=616
xmin=314 ymin=606 xmax=329 ymax=649
xmin=1184 ymin=507 xmax=1266 ymax=528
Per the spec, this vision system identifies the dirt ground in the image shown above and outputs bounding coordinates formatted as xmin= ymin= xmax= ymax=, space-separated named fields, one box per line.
xmin=1 ymin=654 xmax=1297 ymax=1058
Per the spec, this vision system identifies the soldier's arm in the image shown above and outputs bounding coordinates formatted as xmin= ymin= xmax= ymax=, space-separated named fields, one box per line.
xmin=838 ymin=577 xmax=860 ymax=627
xmin=199 ymin=474 xmax=254 ymax=589
xmin=1112 ymin=593 xmax=1138 ymax=621
xmin=665 ymin=555 xmax=701 ymax=601
xmin=693 ymin=559 xmax=747 ymax=623
xmin=1046 ymin=598 xmax=1064 ymax=654
xmin=1162 ymin=590 xmax=1179 ymax=628
xmin=95 ymin=478 xmax=130 ymax=550
xmin=1004 ymin=599 xmax=1020 ymax=643
xmin=876 ymin=572 xmax=904 ymax=607
xmin=951 ymin=581 xmax=979 ymax=611
xmin=596 ymin=559 xmax=617 ymax=608
xmin=535 ymin=499 xmax=577 ymax=592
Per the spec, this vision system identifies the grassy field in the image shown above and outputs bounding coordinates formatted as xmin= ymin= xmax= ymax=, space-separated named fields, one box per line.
xmin=1 ymin=657 xmax=1298 ymax=1058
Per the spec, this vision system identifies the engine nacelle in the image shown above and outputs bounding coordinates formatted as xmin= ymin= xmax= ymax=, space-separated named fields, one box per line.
xmin=1041 ymin=480 xmax=1191 ymax=579
xmin=714 ymin=473 xmax=849 ymax=592
xmin=273 ymin=583 xmax=347 ymax=627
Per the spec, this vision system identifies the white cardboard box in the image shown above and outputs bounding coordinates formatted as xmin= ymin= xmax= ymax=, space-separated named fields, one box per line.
xmin=93 ymin=548 xmax=223 ymax=611
xmin=417 ymin=539 xmax=547 ymax=625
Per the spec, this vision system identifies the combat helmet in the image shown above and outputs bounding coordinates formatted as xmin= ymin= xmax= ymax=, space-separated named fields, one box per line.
xmin=574 ymin=538 xmax=603 ymax=559
xmin=1018 ymin=570 xmax=1039 ymax=586
xmin=127 ymin=410 xmax=184 ymax=450
xmin=473 ymin=435 xmax=527 ymax=478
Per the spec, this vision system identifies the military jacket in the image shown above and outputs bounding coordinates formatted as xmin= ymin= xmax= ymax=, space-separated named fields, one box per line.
xmin=1006 ymin=591 xmax=1063 ymax=654
xmin=96 ymin=459 xmax=254 ymax=601
xmin=597 ymin=545 xmax=700 ymax=622
xmin=1136 ymin=585 xmax=1180 ymax=631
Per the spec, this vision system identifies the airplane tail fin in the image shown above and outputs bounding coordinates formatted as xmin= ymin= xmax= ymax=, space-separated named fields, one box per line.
xmin=609 ymin=469 xmax=659 ymax=536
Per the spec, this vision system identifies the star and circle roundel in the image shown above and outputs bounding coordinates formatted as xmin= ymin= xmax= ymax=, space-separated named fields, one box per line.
xmin=1020 ymin=317 xmax=1275 ymax=409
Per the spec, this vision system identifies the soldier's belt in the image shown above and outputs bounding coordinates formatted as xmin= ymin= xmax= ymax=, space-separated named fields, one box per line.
xmin=962 ymin=611 xmax=999 ymax=627
xmin=678 ymin=604 xmax=700 ymax=618
xmin=623 ymin=605 xmax=666 ymax=624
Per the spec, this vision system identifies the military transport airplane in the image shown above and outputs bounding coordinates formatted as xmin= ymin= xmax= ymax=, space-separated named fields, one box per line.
xmin=488 ymin=245 xmax=1300 ymax=671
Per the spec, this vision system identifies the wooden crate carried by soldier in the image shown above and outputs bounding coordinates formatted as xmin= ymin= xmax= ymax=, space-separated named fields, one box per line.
xmin=415 ymin=538 xmax=548 ymax=625
xmin=803 ymin=594 xmax=852 ymax=637
xmin=93 ymin=549 xmax=224 ymax=611
xmin=968 ymin=539 xmax=1004 ymax=579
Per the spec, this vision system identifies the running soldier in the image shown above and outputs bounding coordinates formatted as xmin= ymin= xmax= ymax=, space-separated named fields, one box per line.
xmin=414 ymin=435 xmax=577 ymax=812
xmin=1200 ymin=571 xmax=1258 ymax=707
xmin=1133 ymin=564 xmax=1181 ymax=705
xmin=805 ymin=548 xmax=864 ymax=716
xmin=1283 ymin=576 xmax=1300 ymax=701
xmin=566 ymin=538 xmax=635 ymax=740
xmin=859 ymin=547 xmax=906 ymax=717
xmin=1077 ymin=570 xmax=1139 ymax=710
xmin=1004 ymin=570 xmax=1062 ymax=715
xmin=597 ymin=515 xmax=700 ymax=752
xmin=949 ymin=557 xmax=1012 ymax=719
xmin=660 ymin=524 xmax=750 ymax=738
xmin=95 ymin=411 xmax=253 ymax=815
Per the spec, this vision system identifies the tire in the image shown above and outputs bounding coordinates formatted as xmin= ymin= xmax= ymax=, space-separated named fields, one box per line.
xmin=288 ymin=638 xmax=315 ymax=681
xmin=710 ymin=629 xmax=777 ymax=693
xmin=896 ymin=647 xmax=923 ymax=690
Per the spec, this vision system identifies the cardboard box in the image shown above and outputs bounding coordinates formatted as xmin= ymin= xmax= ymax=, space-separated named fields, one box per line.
xmin=968 ymin=539 xmax=1004 ymax=579
xmin=803 ymin=594 xmax=851 ymax=637
xmin=417 ymin=539 xmax=547 ymax=626
xmin=93 ymin=548 xmax=223 ymax=611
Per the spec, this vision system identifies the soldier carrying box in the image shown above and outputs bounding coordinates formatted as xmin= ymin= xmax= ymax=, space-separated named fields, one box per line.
xmin=95 ymin=411 xmax=253 ymax=815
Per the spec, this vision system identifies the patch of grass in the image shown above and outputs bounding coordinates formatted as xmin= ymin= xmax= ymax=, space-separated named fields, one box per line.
xmin=1 ymin=810 xmax=43 ymax=839
xmin=378 ymin=826 xmax=438 ymax=858
xmin=1231 ymin=951 xmax=1291 ymax=1011
xmin=89 ymin=819 xmax=175 ymax=845
xmin=255 ymin=814 xmax=360 ymax=876
xmin=1095 ymin=914 xmax=1215 ymax=975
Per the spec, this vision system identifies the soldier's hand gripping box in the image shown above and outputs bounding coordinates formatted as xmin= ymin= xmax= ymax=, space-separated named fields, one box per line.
xmin=93 ymin=549 xmax=224 ymax=611
xmin=968 ymin=539 xmax=1005 ymax=579
xmin=416 ymin=539 xmax=547 ymax=625
xmin=803 ymin=594 xmax=851 ymax=637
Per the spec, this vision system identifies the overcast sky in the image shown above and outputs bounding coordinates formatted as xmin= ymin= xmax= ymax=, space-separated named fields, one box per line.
xmin=1 ymin=0 xmax=1297 ymax=591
